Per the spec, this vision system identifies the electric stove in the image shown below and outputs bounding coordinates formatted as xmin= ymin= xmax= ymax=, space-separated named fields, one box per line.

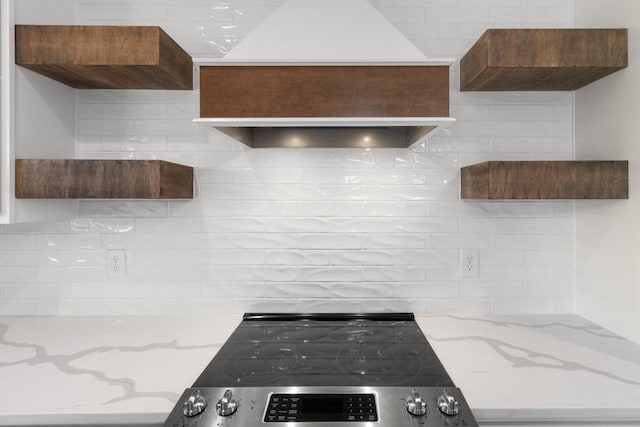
xmin=163 ymin=313 xmax=478 ymax=427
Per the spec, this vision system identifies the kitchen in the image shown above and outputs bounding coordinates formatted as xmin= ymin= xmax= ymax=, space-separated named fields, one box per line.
xmin=0 ymin=0 xmax=639 ymax=426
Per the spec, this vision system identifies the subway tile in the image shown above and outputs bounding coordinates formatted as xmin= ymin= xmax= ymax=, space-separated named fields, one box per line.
xmin=296 ymin=202 xmax=363 ymax=217
xmin=330 ymin=283 xmax=395 ymax=298
xmin=264 ymin=218 xmax=331 ymax=233
xmin=491 ymin=297 xmax=556 ymax=315
xmin=233 ymin=266 xmax=298 ymax=282
xmin=101 ymin=201 xmax=169 ymax=218
xmin=37 ymin=299 xmax=103 ymax=316
xmin=492 ymin=265 xmax=554 ymax=281
xmin=36 ymin=267 xmax=102 ymax=283
xmin=482 ymin=250 xmax=523 ymax=265
xmin=330 ymin=151 xmax=396 ymax=169
xmin=202 ymin=282 xmax=266 ymax=298
xmin=0 ymin=0 xmax=578 ymax=315
xmin=298 ymin=234 xmax=362 ymax=250
xmin=330 ymin=251 xmax=395 ymax=266
xmin=0 ymin=235 xmax=37 ymax=250
xmin=492 ymin=234 xmax=556 ymax=250
xmin=134 ymin=282 xmax=202 ymax=298
xmin=233 ymin=168 xmax=299 ymax=184
xmin=2 ymin=220 xmax=70 ymax=234
xmin=395 ymin=283 xmax=458 ymax=298
xmin=329 ymin=185 xmax=395 ymax=201
xmin=3 ymin=282 xmax=63 ymax=298
xmin=101 ymin=299 xmax=169 ymax=316
xmin=461 ymin=282 xmax=524 ymax=298
xmin=460 ymin=217 xmax=523 ymax=233
xmin=458 ymin=121 xmax=523 ymax=137
xmin=298 ymin=267 xmax=362 ymax=282
xmin=263 ymin=185 xmax=331 ymax=201
xmin=363 ymin=234 xmax=426 ymax=249
xmin=427 ymin=265 xmax=461 ymax=281
xmin=264 ymin=150 xmax=331 ymax=168
xmin=361 ymin=169 xmax=426 ymax=185
xmin=2 ymin=251 xmax=69 ymax=266
xmin=265 ymin=251 xmax=330 ymax=266
xmin=491 ymin=202 xmax=557 ymax=217
xmin=428 ymin=233 xmax=491 ymax=249
xmin=395 ymin=152 xmax=459 ymax=169
xmin=395 ymin=250 xmax=458 ymax=266
xmin=428 ymin=298 xmax=492 ymax=315
xmin=428 ymin=201 xmax=491 ymax=217
xmin=524 ymin=218 xmax=573 ymax=233
xmin=101 ymin=233 xmax=167 ymax=250
xmin=363 ymin=266 xmax=426 ymax=282
xmin=70 ymin=250 xmax=106 ymax=267
xmin=491 ymin=137 xmax=555 ymax=153
xmin=362 ymin=202 xmax=427 ymax=217
xmin=169 ymin=298 xmax=237 ymax=315
xmin=394 ymin=185 xmax=458 ymax=201
xmin=135 ymin=217 xmax=200 ymax=234
xmin=266 ymin=283 xmax=330 ymax=298
xmin=37 ymin=234 xmax=102 ymax=250
xmin=70 ymin=218 xmax=135 ymax=234
xmin=395 ymin=217 xmax=458 ymax=233
xmin=298 ymin=169 xmax=362 ymax=185
xmin=331 ymin=218 xmax=395 ymax=233
xmin=525 ymin=280 xmax=573 ymax=298
xmin=62 ymin=283 xmax=135 ymax=299
xmin=359 ymin=299 xmax=429 ymax=314
xmin=201 ymin=218 xmax=265 ymax=233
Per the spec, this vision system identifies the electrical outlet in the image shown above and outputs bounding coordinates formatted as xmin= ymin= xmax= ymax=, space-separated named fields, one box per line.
xmin=460 ymin=249 xmax=479 ymax=278
xmin=106 ymin=250 xmax=127 ymax=278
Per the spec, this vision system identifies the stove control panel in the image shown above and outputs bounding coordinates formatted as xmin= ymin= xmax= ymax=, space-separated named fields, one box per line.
xmin=163 ymin=386 xmax=478 ymax=427
xmin=265 ymin=393 xmax=377 ymax=422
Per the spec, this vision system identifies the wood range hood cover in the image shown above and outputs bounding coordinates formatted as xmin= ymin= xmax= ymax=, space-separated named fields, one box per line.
xmin=195 ymin=0 xmax=455 ymax=148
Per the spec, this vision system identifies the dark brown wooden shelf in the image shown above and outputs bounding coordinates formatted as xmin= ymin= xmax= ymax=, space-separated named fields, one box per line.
xmin=15 ymin=25 xmax=193 ymax=90
xmin=460 ymin=29 xmax=627 ymax=91
xmin=15 ymin=160 xmax=193 ymax=199
xmin=461 ymin=161 xmax=628 ymax=199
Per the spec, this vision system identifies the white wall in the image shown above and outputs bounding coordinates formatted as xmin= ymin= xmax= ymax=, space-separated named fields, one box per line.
xmin=575 ymin=0 xmax=640 ymax=344
xmin=0 ymin=0 xmax=577 ymax=316
xmin=1 ymin=0 xmax=77 ymax=224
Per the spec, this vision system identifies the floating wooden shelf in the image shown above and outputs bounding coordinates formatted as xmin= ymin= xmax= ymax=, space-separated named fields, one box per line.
xmin=199 ymin=65 xmax=451 ymax=148
xmin=460 ymin=29 xmax=628 ymax=91
xmin=15 ymin=25 xmax=193 ymax=90
xmin=460 ymin=161 xmax=628 ymax=200
xmin=15 ymin=160 xmax=194 ymax=199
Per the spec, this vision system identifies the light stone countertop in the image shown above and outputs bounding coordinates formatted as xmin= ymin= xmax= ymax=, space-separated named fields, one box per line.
xmin=416 ymin=315 xmax=640 ymax=425
xmin=0 ymin=314 xmax=639 ymax=426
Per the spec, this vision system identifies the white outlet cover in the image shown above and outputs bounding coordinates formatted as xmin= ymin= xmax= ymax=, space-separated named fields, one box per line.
xmin=460 ymin=249 xmax=479 ymax=278
xmin=106 ymin=249 xmax=127 ymax=279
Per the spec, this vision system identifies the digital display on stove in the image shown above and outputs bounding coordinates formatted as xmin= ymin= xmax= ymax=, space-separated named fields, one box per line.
xmin=264 ymin=394 xmax=378 ymax=422
xmin=303 ymin=397 xmax=343 ymax=415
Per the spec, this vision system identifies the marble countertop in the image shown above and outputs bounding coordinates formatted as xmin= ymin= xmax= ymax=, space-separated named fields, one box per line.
xmin=0 ymin=314 xmax=639 ymax=426
xmin=417 ymin=315 xmax=640 ymax=424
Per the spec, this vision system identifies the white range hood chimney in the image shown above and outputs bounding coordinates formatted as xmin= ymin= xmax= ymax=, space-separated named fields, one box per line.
xmin=194 ymin=0 xmax=455 ymax=148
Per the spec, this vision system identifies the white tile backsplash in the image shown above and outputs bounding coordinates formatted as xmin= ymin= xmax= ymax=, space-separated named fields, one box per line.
xmin=0 ymin=0 xmax=577 ymax=315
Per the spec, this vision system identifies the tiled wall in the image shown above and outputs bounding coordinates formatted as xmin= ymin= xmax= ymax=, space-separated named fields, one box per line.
xmin=0 ymin=0 xmax=576 ymax=315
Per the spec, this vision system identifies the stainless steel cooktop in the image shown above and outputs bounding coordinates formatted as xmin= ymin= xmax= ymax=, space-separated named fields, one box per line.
xmin=163 ymin=313 xmax=478 ymax=427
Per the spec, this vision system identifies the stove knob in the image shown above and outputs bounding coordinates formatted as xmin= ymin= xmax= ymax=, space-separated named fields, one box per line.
xmin=183 ymin=389 xmax=207 ymax=417
xmin=216 ymin=389 xmax=238 ymax=416
xmin=406 ymin=388 xmax=427 ymax=416
xmin=437 ymin=388 xmax=459 ymax=416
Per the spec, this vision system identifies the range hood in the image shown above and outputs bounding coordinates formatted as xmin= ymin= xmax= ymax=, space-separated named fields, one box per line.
xmin=193 ymin=0 xmax=455 ymax=148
